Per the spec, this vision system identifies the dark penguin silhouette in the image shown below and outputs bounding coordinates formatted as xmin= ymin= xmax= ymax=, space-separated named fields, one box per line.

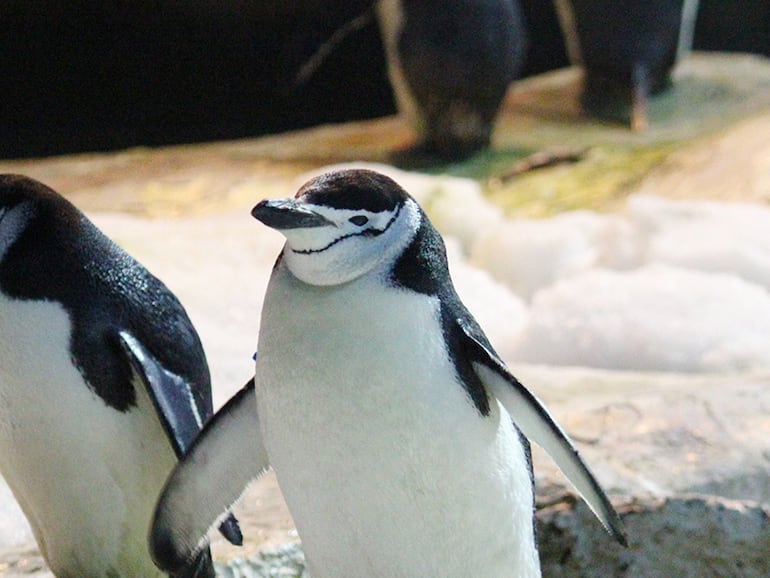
xmin=0 ymin=174 xmax=240 ymax=577
xmin=377 ymin=0 xmax=528 ymax=158
xmin=556 ymin=0 xmax=686 ymax=130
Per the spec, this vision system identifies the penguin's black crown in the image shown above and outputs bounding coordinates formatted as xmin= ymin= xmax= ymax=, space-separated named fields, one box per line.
xmin=295 ymin=169 xmax=409 ymax=213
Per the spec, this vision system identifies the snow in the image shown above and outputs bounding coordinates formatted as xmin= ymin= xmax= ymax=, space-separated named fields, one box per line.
xmin=512 ymin=264 xmax=770 ymax=372
xmin=0 ymin=483 xmax=33 ymax=546
xmin=90 ymin=165 xmax=770 ymax=385
xmin=629 ymin=194 xmax=770 ymax=290
xmin=444 ymin=238 xmax=529 ymax=360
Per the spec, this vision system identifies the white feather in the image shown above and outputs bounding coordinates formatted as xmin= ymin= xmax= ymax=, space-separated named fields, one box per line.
xmin=255 ymin=263 xmax=541 ymax=577
xmin=0 ymin=296 xmax=174 ymax=576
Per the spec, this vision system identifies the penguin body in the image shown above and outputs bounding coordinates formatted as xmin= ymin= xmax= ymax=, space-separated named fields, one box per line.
xmin=0 ymin=175 xmax=237 ymax=577
xmin=151 ymin=169 xmax=625 ymax=577
xmin=376 ymin=0 xmax=528 ymax=158
xmin=556 ymin=0 xmax=686 ymax=130
xmin=256 ymin=258 xmax=538 ymax=576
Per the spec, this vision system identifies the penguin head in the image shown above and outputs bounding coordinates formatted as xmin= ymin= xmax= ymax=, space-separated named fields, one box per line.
xmin=0 ymin=175 xmax=42 ymax=262
xmin=252 ymin=169 xmax=421 ymax=286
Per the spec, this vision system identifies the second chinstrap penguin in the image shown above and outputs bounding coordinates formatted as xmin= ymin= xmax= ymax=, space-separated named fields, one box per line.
xmin=0 ymin=174 xmax=242 ymax=578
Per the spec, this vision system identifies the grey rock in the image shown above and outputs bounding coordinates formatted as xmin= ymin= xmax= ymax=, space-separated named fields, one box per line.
xmin=537 ymin=494 xmax=770 ymax=577
xmin=513 ymin=365 xmax=770 ymax=507
xmin=215 ymin=544 xmax=307 ymax=578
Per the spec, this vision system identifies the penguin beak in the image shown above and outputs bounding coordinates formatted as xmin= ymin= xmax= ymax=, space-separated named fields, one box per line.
xmin=251 ymin=199 xmax=334 ymax=230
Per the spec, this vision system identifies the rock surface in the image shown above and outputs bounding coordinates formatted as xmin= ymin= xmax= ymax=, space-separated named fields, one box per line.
xmin=538 ymin=495 xmax=770 ymax=577
xmin=208 ymin=493 xmax=770 ymax=577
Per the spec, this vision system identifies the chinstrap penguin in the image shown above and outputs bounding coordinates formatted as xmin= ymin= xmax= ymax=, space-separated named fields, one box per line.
xmin=0 ymin=174 xmax=240 ymax=577
xmin=376 ymin=0 xmax=528 ymax=158
xmin=151 ymin=168 xmax=626 ymax=577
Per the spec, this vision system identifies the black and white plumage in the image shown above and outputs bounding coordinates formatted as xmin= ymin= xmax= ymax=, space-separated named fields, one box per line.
xmin=0 ymin=174 xmax=239 ymax=577
xmin=376 ymin=0 xmax=528 ymax=158
xmin=555 ymin=0 xmax=687 ymax=130
xmin=151 ymin=168 xmax=626 ymax=577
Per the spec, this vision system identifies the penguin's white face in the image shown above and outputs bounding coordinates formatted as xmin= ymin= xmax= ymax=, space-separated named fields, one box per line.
xmin=252 ymin=169 xmax=422 ymax=286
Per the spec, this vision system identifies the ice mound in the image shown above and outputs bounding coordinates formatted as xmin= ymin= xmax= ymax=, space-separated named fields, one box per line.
xmin=511 ymin=264 xmax=770 ymax=372
xmin=629 ymin=195 xmax=770 ymax=291
xmin=469 ymin=211 xmax=643 ymax=300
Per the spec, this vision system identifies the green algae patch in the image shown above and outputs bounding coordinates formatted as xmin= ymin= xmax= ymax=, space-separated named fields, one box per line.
xmin=483 ymin=143 xmax=680 ymax=217
xmin=399 ymin=141 xmax=680 ymax=217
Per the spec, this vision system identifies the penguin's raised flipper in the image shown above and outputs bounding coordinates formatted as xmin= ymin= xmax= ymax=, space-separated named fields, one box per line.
xmin=456 ymin=318 xmax=628 ymax=546
xmin=116 ymin=330 xmax=243 ymax=546
xmin=150 ymin=379 xmax=269 ymax=574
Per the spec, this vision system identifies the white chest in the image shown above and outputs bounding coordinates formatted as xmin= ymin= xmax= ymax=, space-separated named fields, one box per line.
xmin=255 ymin=267 xmax=540 ymax=577
xmin=0 ymin=295 xmax=171 ymax=577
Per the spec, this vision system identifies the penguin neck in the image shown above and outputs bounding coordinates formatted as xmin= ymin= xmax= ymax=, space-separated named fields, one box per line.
xmin=275 ymin=248 xmax=393 ymax=296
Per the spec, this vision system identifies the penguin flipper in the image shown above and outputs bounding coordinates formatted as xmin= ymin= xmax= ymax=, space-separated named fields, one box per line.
xmin=116 ymin=330 xmax=243 ymax=546
xmin=117 ymin=330 xmax=205 ymax=457
xmin=456 ymin=318 xmax=628 ymax=546
xmin=150 ymin=378 xmax=269 ymax=574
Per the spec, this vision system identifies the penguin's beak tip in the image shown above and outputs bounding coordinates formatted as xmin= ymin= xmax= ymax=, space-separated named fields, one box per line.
xmin=250 ymin=200 xmax=269 ymax=221
xmin=251 ymin=199 xmax=332 ymax=230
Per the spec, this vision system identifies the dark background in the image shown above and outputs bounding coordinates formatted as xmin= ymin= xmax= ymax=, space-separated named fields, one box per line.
xmin=1 ymin=0 xmax=768 ymax=159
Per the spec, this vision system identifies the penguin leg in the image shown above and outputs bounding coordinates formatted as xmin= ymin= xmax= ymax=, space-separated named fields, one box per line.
xmin=630 ymin=62 xmax=650 ymax=132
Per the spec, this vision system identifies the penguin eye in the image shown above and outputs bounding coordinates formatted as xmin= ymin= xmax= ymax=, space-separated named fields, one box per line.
xmin=349 ymin=215 xmax=369 ymax=227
